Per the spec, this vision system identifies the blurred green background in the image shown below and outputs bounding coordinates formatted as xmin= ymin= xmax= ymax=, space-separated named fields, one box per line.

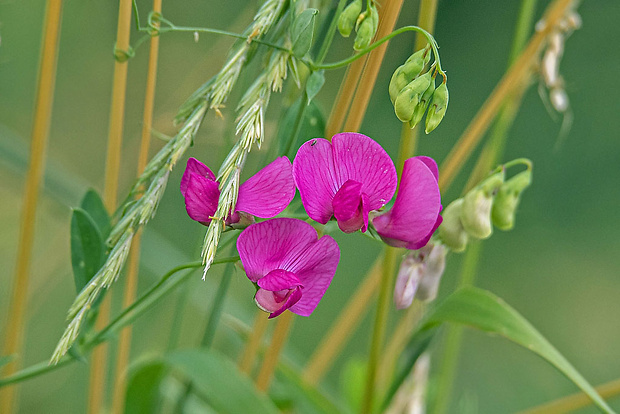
xmin=1 ymin=0 xmax=619 ymax=412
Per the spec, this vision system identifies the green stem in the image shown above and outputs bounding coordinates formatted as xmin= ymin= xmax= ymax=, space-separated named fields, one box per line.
xmin=315 ymin=0 xmax=348 ymax=63
xmin=283 ymin=91 xmax=309 ymax=158
xmin=200 ymin=264 xmax=235 ymax=348
xmin=361 ymin=247 xmax=399 ymax=414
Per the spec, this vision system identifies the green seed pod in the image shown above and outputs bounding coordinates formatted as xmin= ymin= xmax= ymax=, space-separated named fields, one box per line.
xmin=353 ymin=5 xmax=378 ymax=51
xmin=389 ymin=66 xmax=409 ymax=104
xmin=402 ymin=47 xmax=431 ymax=78
xmin=460 ymin=170 xmax=505 ymax=239
xmin=338 ymin=0 xmax=362 ymax=38
xmin=492 ymin=169 xmax=532 ymax=230
xmin=425 ymin=81 xmax=449 ymax=134
xmin=393 ymin=72 xmax=432 ymax=122
xmin=438 ymin=199 xmax=469 ymax=252
xmin=410 ymin=78 xmax=436 ymax=128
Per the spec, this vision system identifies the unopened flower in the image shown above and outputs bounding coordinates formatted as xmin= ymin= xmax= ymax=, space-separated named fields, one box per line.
xmin=237 ymin=218 xmax=340 ymax=318
xmin=338 ymin=0 xmax=362 ymax=38
xmin=492 ymin=169 xmax=532 ymax=231
xmin=372 ymin=156 xmax=442 ymax=250
xmin=394 ymin=253 xmax=424 ymax=309
xmin=460 ymin=170 xmax=504 ymax=239
xmin=293 ymin=133 xmax=397 ymax=233
xmin=438 ymin=198 xmax=468 ymax=252
xmin=393 ymin=243 xmax=446 ymax=309
xmin=181 ymin=156 xmax=295 ymax=226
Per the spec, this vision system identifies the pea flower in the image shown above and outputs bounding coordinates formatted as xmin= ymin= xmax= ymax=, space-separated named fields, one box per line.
xmin=372 ymin=156 xmax=442 ymax=250
xmin=237 ymin=218 xmax=340 ymax=318
xmin=292 ymin=132 xmax=398 ymax=233
xmin=180 ymin=156 xmax=295 ymax=226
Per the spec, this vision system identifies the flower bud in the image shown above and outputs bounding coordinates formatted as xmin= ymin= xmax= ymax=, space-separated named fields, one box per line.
xmin=461 ymin=171 xmax=504 ymax=239
xmin=394 ymin=253 xmax=424 ymax=310
xmin=410 ymin=78 xmax=436 ymax=129
xmin=338 ymin=0 xmax=362 ymax=38
xmin=353 ymin=5 xmax=378 ymax=51
xmin=492 ymin=169 xmax=532 ymax=231
xmin=415 ymin=243 xmax=447 ymax=302
xmin=424 ymin=81 xmax=449 ymax=133
xmin=438 ymin=198 xmax=469 ymax=252
xmin=394 ymin=72 xmax=432 ymax=122
xmin=549 ymin=87 xmax=569 ymax=112
xmin=389 ymin=67 xmax=409 ymax=104
xmin=388 ymin=48 xmax=430 ymax=103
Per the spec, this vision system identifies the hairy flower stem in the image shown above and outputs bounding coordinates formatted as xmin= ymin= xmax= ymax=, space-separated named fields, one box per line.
xmin=0 ymin=1 xmax=63 ymax=411
xmin=438 ymin=0 xmax=575 ymax=192
xmin=256 ymin=312 xmax=294 ymax=391
xmin=433 ymin=3 xmax=538 ymax=413
xmin=88 ymin=0 xmax=134 ymax=410
xmin=110 ymin=0 xmax=162 ymax=411
xmin=362 ymin=247 xmax=399 ymax=414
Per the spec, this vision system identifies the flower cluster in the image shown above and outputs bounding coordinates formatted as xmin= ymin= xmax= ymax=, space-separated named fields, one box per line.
xmin=181 ymin=133 xmax=443 ymax=317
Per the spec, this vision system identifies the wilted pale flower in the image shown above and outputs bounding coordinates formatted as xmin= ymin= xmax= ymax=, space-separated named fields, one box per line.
xmin=394 ymin=243 xmax=446 ymax=309
xmin=393 ymin=253 xmax=424 ymax=310
xmin=181 ymin=156 xmax=295 ymax=226
xmin=236 ymin=218 xmax=340 ymax=318
xmin=293 ymin=133 xmax=397 ymax=233
xmin=372 ymin=156 xmax=442 ymax=250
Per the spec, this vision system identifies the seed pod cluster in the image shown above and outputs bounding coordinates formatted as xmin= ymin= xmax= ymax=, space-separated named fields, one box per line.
xmin=337 ymin=0 xmax=379 ymax=51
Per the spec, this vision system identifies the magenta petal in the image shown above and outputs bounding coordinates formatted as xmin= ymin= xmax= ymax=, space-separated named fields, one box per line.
xmin=180 ymin=157 xmax=216 ymax=196
xmin=332 ymin=179 xmax=365 ymax=233
xmin=372 ymin=157 xmax=442 ymax=249
xmin=184 ymin=173 xmax=220 ymax=224
xmin=269 ymin=287 xmax=303 ymax=319
xmin=415 ymin=156 xmax=439 ymax=181
xmin=331 ymin=133 xmax=397 ymax=212
xmin=236 ymin=157 xmax=296 ymax=218
xmin=237 ymin=218 xmax=320 ymax=282
xmin=257 ymin=269 xmax=302 ymax=291
xmin=288 ymin=235 xmax=340 ymax=317
xmin=406 ymin=213 xmax=443 ymax=250
xmin=255 ymin=287 xmax=302 ymax=317
xmin=293 ymin=138 xmax=339 ymax=224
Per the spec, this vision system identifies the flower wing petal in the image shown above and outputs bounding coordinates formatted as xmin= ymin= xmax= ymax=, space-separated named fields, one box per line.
xmin=331 ymin=133 xmax=397 ymax=211
xmin=293 ymin=138 xmax=339 ymax=224
xmin=332 ymin=179 xmax=366 ymax=233
xmin=236 ymin=157 xmax=296 ymax=218
xmin=184 ymin=173 xmax=220 ymax=224
xmin=180 ymin=157 xmax=216 ymax=196
xmin=237 ymin=218 xmax=319 ymax=282
xmin=257 ymin=269 xmax=302 ymax=291
xmin=373 ymin=157 xmax=441 ymax=248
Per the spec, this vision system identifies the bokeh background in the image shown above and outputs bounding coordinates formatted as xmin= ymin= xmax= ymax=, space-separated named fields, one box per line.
xmin=1 ymin=0 xmax=619 ymax=412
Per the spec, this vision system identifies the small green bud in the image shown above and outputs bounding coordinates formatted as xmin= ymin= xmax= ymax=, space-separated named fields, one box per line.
xmin=389 ymin=67 xmax=409 ymax=104
xmin=460 ymin=171 xmax=504 ymax=239
xmin=338 ymin=0 xmax=362 ymax=38
xmin=410 ymin=78 xmax=436 ymax=128
xmin=393 ymin=72 xmax=432 ymax=122
xmin=438 ymin=199 xmax=469 ymax=252
xmin=353 ymin=5 xmax=378 ymax=51
xmin=492 ymin=169 xmax=532 ymax=230
xmin=424 ymin=81 xmax=449 ymax=133
xmin=402 ymin=47 xmax=431 ymax=78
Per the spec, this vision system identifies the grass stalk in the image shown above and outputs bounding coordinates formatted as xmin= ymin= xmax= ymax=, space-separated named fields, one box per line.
xmin=342 ymin=0 xmax=405 ymax=132
xmin=255 ymin=312 xmax=294 ymax=391
xmin=110 ymin=0 xmax=162 ymax=411
xmin=238 ymin=311 xmax=270 ymax=374
xmin=302 ymin=256 xmax=383 ymax=385
xmin=438 ymin=0 xmax=574 ymax=192
xmin=0 ymin=1 xmax=63 ymax=412
xmin=88 ymin=0 xmax=134 ymax=412
xmin=325 ymin=56 xmax=368 ymax=138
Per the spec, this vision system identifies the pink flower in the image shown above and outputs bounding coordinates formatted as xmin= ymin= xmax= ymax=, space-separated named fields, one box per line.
xmin=292 ymin=133 xmax=398 ymax=233
xmin=180 ymin=157 xmax=295 ymax=226
xmin=372 ymin=157 xmax=442 ymax=250
xmin=237 ymin=218 xmax=340 ymax=318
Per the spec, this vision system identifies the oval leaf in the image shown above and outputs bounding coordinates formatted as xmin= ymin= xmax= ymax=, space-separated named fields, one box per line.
xmin=306 ymin=70 xmax=325 ymax=103
xmin=291 ymin=8 xmax=318 ymax=57
xmin=70 ymin=208 xmax=105 ymax=293
xmin=80 ymin=189 xmax=111 ymax=237
xmin=417 ymin=287 xmax=614 ymax=413
xmin=124 ymin=360 xmax=167 ymax=414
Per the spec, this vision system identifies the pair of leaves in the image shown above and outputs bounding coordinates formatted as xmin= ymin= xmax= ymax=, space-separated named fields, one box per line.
xmin=387 ymin=287 xmax=615 ymax=413
xmin=125 ymin=349 xmax=280 ymax=414
xmin=70 ymin=189 xmax=111 ymax=293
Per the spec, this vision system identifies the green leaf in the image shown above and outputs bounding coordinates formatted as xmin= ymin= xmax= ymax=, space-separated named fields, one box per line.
xmin=418 ymin=287 xmax=615 ymax=414
xmin=124 ymin=360 xmax=167 ymax=414
xmin=70 ymin=208 xmax=105 ymax=293
xmin=166 ymin=349 xmax=280 ymax=414
xmin=306 ymin=70 xmax=325 ymax=103
xmin=277 ymin=98 xmax=326 ymax=154
xmin=80 ymin=189 xmax=111 ymax=238
xmin=291 ymin=8 xmax=318 ymax=57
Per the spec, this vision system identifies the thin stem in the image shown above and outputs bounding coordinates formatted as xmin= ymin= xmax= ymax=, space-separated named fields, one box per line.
xmin=110 ymin=0 xmax=162 ymax=410
xmin=302 ymin=255 xmax=383 ymax=385
xmin=438 ymin=0 xmax=574 ymax=192
xmin=255 ymin=312 xmax=294 ymax=391
xmin=343 ymin=0 xmax=406 ymax=133
xmin=361 ymin=247 xmax=399 ymax=414
xmin=283 ymin=91 xmax=309 ymax=158
xmin=200 ymin=264 xmax=234 ymax=348
xmin=517 ymin=377 xmax=620 ymax=414
xmin=315 ymin=0 xmax=348 ymax=63
xmin=238 ymin=311 xmax=270 ymax=374
xmin=0 ymin=0 xmax=63 ymax=411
